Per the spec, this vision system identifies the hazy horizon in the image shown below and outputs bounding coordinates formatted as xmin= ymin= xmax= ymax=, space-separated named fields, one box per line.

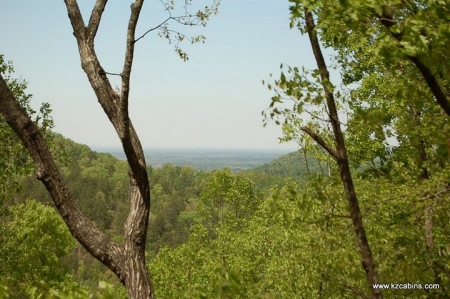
xmin=92 ymin=146 xmax=294 ymax=170
xmin=92 ymin=145 xmax=296 ymax=152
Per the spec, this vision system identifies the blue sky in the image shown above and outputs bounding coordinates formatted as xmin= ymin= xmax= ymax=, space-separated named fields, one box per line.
xmin=0 ymin=0 xmax=316 ymax=150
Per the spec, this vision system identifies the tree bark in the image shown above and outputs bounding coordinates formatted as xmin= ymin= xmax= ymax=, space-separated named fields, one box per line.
xmin=303 ymin=9 xmax=381 ymax=299
xmin=64 ymin=1 xmax=153 ymax=297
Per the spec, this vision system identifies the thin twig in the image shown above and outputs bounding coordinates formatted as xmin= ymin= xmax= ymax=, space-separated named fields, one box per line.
xmin=135 ymin=16 xmax=172 ymax=43
xmin=105 ymin=72 xmax=122 ymax=76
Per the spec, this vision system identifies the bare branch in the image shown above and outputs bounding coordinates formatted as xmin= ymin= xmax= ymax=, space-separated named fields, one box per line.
xmin=87 ymin=0 xmax=108 ymax=41
xmin=303 ymin=106 xmax=332 ymax=123
xmin=120 ymin=0 xmax=144 ymax=138
xmin=134 ymin=14 xmax=201 ymax=44
xmin=301 ymin=146 xmax=311 ymax=177
xmin=105 ymin=71 xmax=122 ymax=76
xmin=64 ymin=0 xmax=87 ymax=40
xmin=134 ymin=16 xmax=172 ymax=43
xmin=301 ymin=126 xmax=339 ymax=161
xmin=377 ymin=17 xmax=400 ymax=25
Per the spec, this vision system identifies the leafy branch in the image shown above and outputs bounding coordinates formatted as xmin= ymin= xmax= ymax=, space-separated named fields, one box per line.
xmin=134 ymin=0 xmax=220 ymax=60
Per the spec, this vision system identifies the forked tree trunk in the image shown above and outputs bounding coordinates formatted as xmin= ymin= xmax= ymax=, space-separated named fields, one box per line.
xmin=0 ymin=0 xmax=156 ymax=297
xmin=64 ymin=1 xmax=155 ymax=296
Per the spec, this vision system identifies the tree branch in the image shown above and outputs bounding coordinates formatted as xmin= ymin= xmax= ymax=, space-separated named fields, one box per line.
xmin=105 ymin=71 xmax=122 ymax=76
xmin=134 ymin=1 xmax=207 ymax=44
xmin=303 ymin=9 xmax=345 ymax=161
xmin=0 ymin=74 xmax=126 ymax=281
xmin=376 ymin=9 xmax=450 ymax=116
xmin=120 ymin=0 xmax=144 ymax=139
xmin=65 ymin=0 xmax=147 ymax=187
xmin=134 ymin=16 xmax=172 ymax=43
xmin=119 ymin=1 xmax=151 ymax=212
xmin=408 ymin=56 xmax=450 ymax=116
xmin=64 ymin=0 xmax=87 ymax=41
xmin=87 ymin=0 xmax=108 ymax=42
xmin=301 ymin=126 xmax=338 ymax=161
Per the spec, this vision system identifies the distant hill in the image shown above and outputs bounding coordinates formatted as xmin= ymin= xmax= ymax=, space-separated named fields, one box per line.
xmin=96 ymin=147 xmax=291 ymax=171
xmin=253 ymin=150 xmax=322 ymax=178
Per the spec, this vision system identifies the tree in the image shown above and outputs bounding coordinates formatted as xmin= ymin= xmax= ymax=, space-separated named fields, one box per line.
xmin=265 ymin=1 xmax=450 ymax=297
xmin=265 ymin=5 xmax=381 ymax=299
xmin=197 ymin=169 xmax=258 ymax=234
xmin=297 ymin=0 xmax=450 ymax=290
xmin=0 ymin=1 xmax=218 ymax=297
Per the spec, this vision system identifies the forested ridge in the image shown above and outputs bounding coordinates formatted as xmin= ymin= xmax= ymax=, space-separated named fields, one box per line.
xmin=1 ymin=0 xmax=450 ymax=298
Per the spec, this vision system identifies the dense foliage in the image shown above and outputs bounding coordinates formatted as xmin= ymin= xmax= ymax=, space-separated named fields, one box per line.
xmin=2 ymin=132 xmax=448 ymax=298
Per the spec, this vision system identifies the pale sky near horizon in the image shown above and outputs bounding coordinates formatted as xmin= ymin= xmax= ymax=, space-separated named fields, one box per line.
xmin=0 ymin=0 xmax=317 ymax=150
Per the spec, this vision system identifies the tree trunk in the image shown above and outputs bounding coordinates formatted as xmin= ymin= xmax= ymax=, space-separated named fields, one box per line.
xmin=303 ymin=9 xmax=381 ymax=299
xmin=65 ymin=0 xmax=155 ymax=296
xmin=123 ymin=180 xmax=154 ymax=298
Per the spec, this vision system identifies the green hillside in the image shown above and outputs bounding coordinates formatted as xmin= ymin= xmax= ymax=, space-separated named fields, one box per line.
xmin=254 ymin=150 xmax=323 ymax=178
